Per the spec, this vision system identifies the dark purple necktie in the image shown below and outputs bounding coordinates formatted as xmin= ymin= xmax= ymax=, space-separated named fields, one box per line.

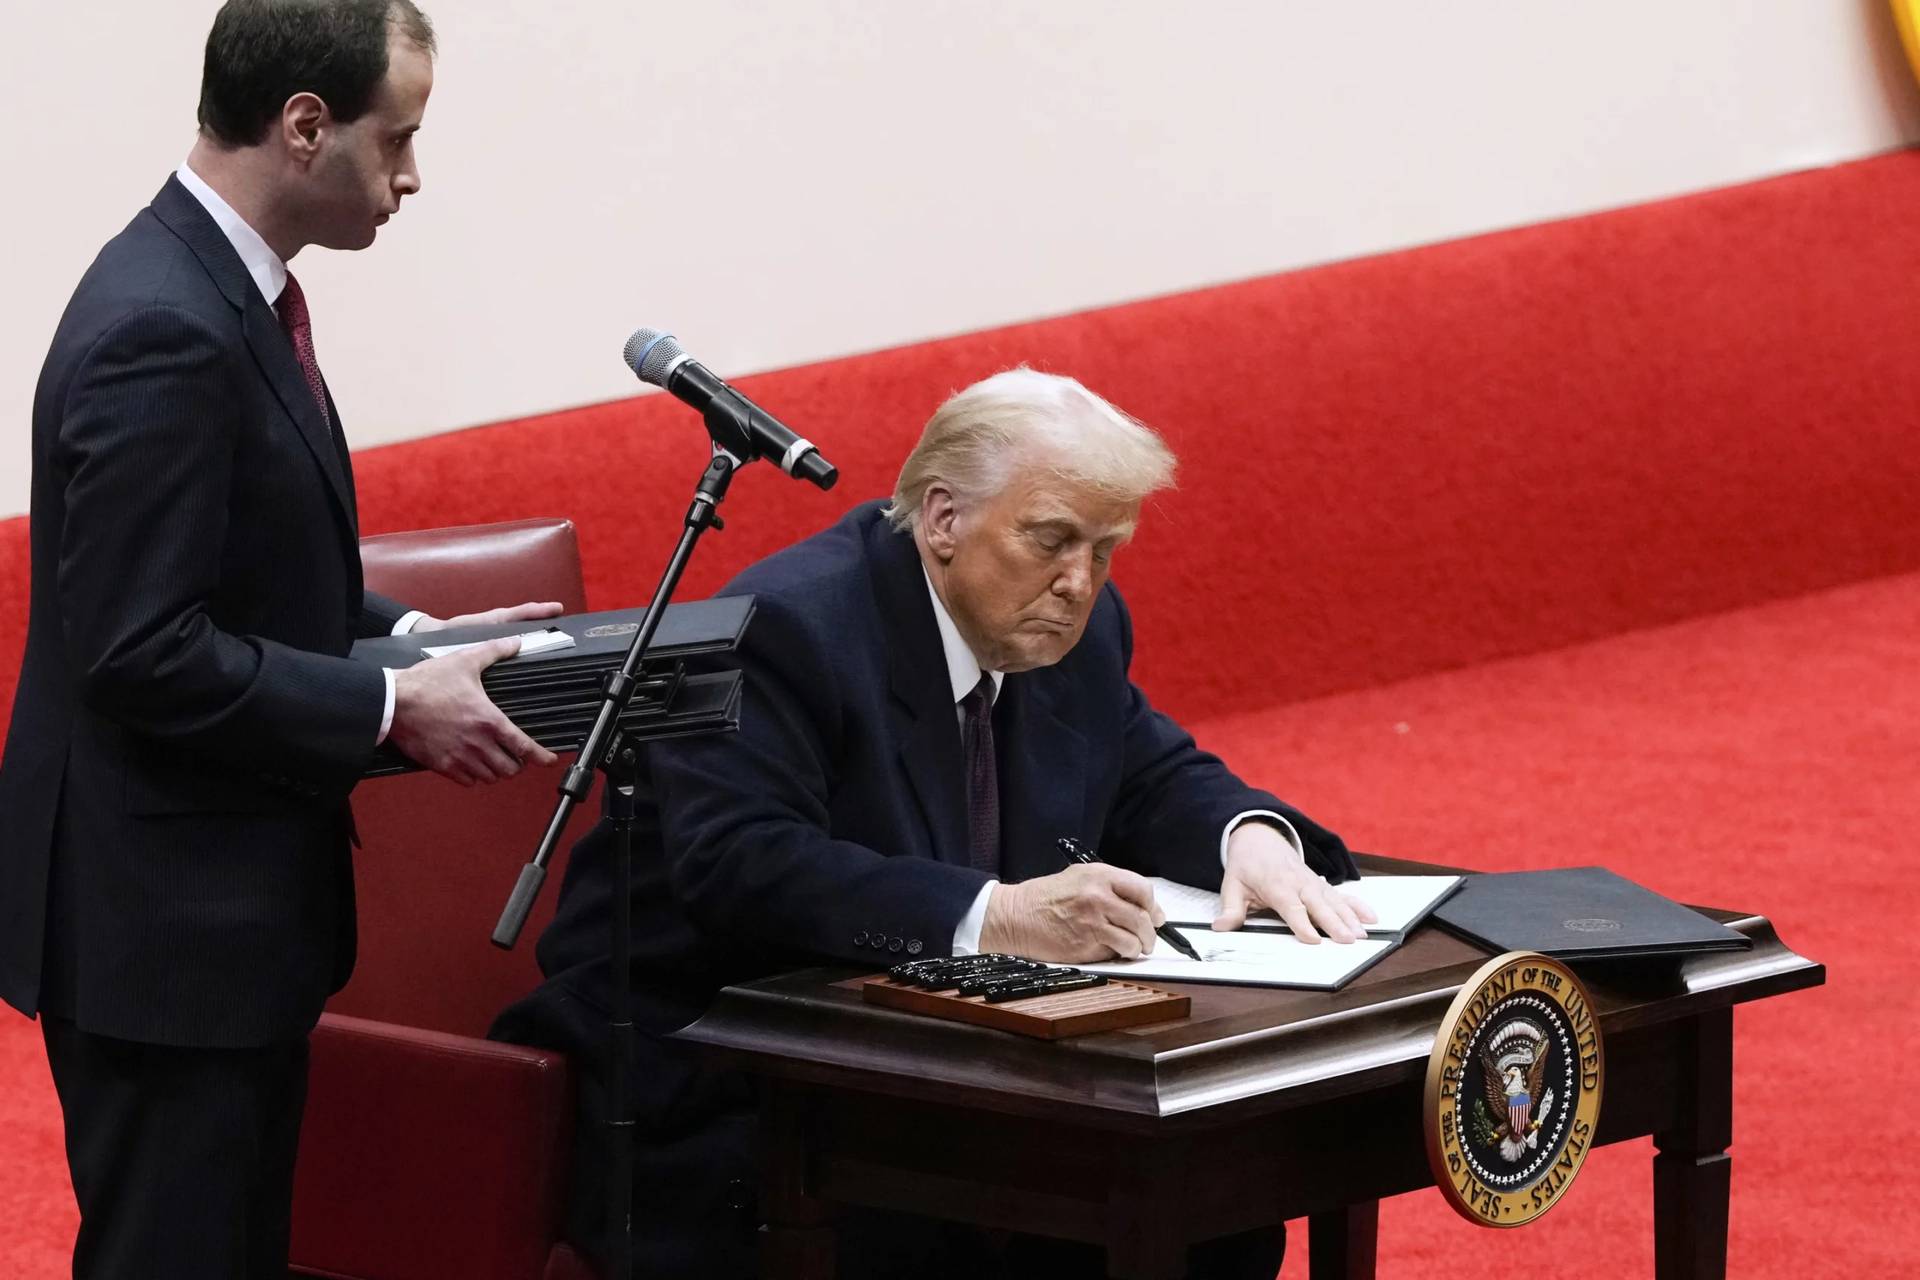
xmin=275 ymin=272 xmax=332 ymax=430
xmin=961 ymin=673 xmax=1000 ymax=875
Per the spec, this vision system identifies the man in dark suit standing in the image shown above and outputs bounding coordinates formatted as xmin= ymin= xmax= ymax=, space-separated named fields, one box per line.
xmin=0 ymin=4 xmax=561 ymax=1276
xmin=497 ymin=368 xmax=1376 ymax=1277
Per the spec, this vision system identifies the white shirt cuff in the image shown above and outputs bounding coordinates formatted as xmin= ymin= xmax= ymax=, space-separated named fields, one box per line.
xmin=950 ymin=881 xmax=998 ymax=956
xmin=1220 ymin=810 xmax=1304 ymax=866
xmin=373 ymin=613 xmax=421 ymax=746
xmin=377 ymin=669 xmax=398 ymax=746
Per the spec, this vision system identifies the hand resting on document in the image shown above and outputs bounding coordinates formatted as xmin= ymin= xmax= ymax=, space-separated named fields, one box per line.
xmin=1217 ymin=822 xmax=1377 ymax=944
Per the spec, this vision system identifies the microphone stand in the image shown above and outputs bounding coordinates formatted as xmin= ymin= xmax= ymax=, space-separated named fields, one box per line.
xmin=492 ymin=439 xmax=740 ymax=1280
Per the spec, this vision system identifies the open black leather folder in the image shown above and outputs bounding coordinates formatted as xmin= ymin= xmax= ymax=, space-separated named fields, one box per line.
xmin=1431 ymin=865 xmax=1751 ymax=960
xmin=353 ymin=598 xmax=754 ymax=778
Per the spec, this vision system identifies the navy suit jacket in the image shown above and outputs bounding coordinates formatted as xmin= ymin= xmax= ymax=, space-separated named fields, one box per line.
xmin=0 ymin=176 xmax=404 ymax=1047
xmin=523 ymin=501 xmax=1355 ymax=1040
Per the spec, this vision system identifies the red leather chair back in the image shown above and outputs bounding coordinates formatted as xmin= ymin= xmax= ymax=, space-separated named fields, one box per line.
xmin=359 ymin=518 xmax=588 ymax=620
xmin=337 ymin=517 xmax=599 ymax=1036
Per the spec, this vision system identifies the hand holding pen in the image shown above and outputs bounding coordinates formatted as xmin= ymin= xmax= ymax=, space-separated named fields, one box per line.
xmin=1057 ymin=837 xmax=1206 ymax=963
xmin=975 ymin=848 xmax=1171 ymax=963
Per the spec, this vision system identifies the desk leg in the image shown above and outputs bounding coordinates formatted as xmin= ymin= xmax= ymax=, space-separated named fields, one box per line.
xmin=1106 ymin=1154 xmax=1188 ymax=1280
xmin=760 ymin=1084 xmax=835 ymax=1280
xmin=1308 ymin=1201 xmax=1378 ymax=1280
xmin=1653 ymin=1008 xmax=1733 ymax=1280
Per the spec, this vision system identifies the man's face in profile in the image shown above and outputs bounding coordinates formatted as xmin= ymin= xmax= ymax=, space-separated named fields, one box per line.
xmin=306 ymin=30 xmax=433 ymax=250
xmin=934 ymin=465 xmax=1138 ymax=674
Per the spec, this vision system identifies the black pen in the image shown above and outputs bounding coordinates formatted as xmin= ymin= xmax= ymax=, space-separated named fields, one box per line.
xmin=956 ymin=966 xmax=1075 ymax=997
xmin=987 ymin=972 xmax=1109 ymax=1003
xmin=1056 ymin=836 xmax=1206 ymax=963
xmin=917 ymin=958 xmax=1034 ymax=990
xmin=892 ymin=954 xmax=1019 ymax=984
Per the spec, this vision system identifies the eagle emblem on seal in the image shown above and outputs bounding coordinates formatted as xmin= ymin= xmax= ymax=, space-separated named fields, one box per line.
xmin=1477 ymin=1018 xmax=1556 ymax=1163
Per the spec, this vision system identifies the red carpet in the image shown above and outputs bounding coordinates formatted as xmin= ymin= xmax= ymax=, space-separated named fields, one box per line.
xmin=1239 ymin=568 xmax=1916 ymax=1277
xmin=2 ymin=568 xmax=1905 ymax=1276
xmin=0 ymin=1011 xmax=72 ymax=1278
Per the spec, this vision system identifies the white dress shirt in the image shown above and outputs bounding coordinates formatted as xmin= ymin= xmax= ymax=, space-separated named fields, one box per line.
xmin=926 ymin=571 xmax=1303 ymax=956
xmin=174 ymin=162 xmax=420 ymax=745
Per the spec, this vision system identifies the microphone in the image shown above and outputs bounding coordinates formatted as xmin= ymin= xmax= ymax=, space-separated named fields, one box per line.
xmin=623 ymin=329 xmax=838 ymax=490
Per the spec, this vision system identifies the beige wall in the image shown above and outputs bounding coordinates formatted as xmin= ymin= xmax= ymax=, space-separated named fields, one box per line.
xmin=4 ymin=1 xmax=1918 ymax=517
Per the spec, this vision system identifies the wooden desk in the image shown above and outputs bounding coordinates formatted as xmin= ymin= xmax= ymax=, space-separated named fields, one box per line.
xmin=675 ymin=857 xmax=1822 ymax=1279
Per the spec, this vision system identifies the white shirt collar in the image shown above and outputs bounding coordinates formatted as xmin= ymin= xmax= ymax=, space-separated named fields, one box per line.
xmin=175 ymin=161 xmax=289 ymax=307
xmin=922 ymin=567 xmax=1004 ymax=707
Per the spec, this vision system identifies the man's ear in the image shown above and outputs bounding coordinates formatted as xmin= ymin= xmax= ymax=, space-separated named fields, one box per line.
xmin=921 ymin=485 xmax=961 ymax=564
xmin=281 ymin=93 xmax=327 ymax=164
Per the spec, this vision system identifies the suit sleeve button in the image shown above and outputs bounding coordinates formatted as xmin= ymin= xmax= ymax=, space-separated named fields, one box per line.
xmin=906 ymin=939 xmax=923 ymax=956
xmin=853 ymin=932 xmax=868 ymax=947
xmin=887 ymin=937 xmax=904 ymax=953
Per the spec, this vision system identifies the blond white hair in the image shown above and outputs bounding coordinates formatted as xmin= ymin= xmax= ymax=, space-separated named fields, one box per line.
xmin=885 ymin=368 xmax=1176 ymax=531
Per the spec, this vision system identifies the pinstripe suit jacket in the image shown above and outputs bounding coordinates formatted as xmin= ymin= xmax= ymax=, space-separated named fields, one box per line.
xmin=0 ymin=175 xmax=406 ymax=1047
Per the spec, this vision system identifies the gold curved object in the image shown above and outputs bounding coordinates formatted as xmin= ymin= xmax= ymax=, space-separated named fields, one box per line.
xmin=1423 ymin=952 xmax=1605 ymax=1229
xmin=1894 ymin=0 xmax=1920 ymax=85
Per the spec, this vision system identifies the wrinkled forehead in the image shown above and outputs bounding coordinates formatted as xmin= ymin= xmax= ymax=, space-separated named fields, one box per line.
xmin=994 ymin=464 xmax=1142 ymax=541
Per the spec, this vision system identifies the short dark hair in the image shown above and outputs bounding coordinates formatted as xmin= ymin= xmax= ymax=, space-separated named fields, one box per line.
xmin=197 ymin=0 xmax=435 ymax=148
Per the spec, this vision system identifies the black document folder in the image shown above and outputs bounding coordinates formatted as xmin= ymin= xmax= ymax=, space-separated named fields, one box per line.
xmin=353 ymin=599 xmax=753 ymax=778
xmin=1431 ymin=866 xmax=1750 ymax=960
xmin=352 ymin=598 xmax=754 ymax=674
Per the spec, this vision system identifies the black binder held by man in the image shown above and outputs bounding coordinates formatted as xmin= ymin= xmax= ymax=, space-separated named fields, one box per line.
xmin=351 ymin=598 xmax=755 ymax=777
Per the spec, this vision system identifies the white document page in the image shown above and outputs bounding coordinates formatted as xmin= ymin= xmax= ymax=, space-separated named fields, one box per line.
xmin=420 ymin=627 xmax=577 ymax=660
xmin=1081 ymin=928 xmax=1394 ymax=990
xmin=1146 ymin=875 xmax=1461 ymax=937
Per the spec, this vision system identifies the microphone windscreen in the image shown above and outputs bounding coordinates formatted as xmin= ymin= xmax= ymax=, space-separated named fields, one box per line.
xmin=622 ymin=328 xmax=685 ymax=386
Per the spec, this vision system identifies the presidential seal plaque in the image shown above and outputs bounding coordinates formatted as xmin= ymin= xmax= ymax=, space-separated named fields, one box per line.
xmin=1424 ymin=951 xmax=1604 ymax=1227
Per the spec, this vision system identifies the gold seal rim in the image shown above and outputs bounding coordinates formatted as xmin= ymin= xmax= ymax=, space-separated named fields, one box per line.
xmin=1422 ymin=950 xmax=1606 ymax=1229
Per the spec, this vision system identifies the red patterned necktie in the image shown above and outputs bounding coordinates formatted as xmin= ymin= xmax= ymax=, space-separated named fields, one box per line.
xmin=275 ymin=272 xmax=332 ymax=429
xmin=961 ymin=673 xmax=1000 ymax=875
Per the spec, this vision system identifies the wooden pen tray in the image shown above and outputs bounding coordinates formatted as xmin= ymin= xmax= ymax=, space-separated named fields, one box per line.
xmin=856 ymin=974 xmax=1189 ymax=1039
